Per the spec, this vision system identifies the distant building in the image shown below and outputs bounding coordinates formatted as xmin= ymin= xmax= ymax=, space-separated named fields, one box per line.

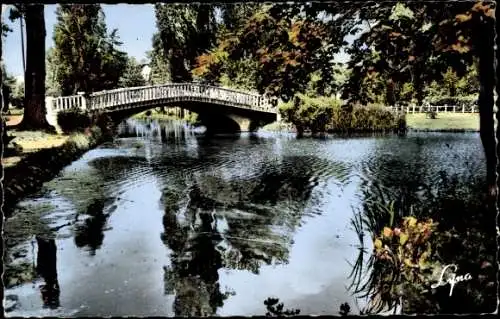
xmin=140 ymin=64 xmax=151 ymax=83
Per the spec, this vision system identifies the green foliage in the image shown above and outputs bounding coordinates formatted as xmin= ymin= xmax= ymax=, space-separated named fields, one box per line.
xmin=217 ymin=58 xmax=259 ymax=91
xmin=279 ymin=94 xmax=339 ymax=133
xmin=147 ymin=34 xmax=171 ymax=84
xmin=367 ymin=216 xmax=444 ymax=313
xmin=279 ymin=94 xmax=402 ymax=134
xmin=343 ymin=2 xmax=479 ymax=106
xmin=442 ymin=67 xmax=459 ymax=96
xmin=154 ymin=3 xmax=218 ymax=83
xmin=52 ymin=4 xmax=128 ymax=95
xmin=373 ymin=217 xmax=440 ymax=275
xmin=10 ymin=80 xmax=25 ymax=108
xmin=1 ymin=21 xmax=13 ymax=37
xmin=348 ymin=105 xmax=401 ymax=132
xmin=1 ymin=64 xmax=16 ymax=111
xmin=194 ymin=4 xmax=344 ymax=101
xmin=46 ymin=47 xmax=61 ymax=96
xmin=264 ymin=297 xmax=300 ymax=317
xmin=184 ymin=112 xmax=200 ymax=126
xmin=57 ymin=110 xmax=91 ymax=133
xmin=118 ymin=57 xmax=146 ymax=88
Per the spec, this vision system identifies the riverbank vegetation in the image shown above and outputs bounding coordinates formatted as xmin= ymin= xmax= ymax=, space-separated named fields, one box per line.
xmin=132 ymin=108 xmax=200 ymax=126
xmin=278 ymin=95 xmax=404 ymax=135
xmin=346 ymin=149 xmax=497 ymax=314
xmin=2 ymin=115 xmax=115 ymax=214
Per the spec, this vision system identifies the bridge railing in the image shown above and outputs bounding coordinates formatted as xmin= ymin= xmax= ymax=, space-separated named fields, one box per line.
xmin=49 ymin=83 xmax=277 ymax=114
xmin=50 ymin=93 xmax=87 ymax=112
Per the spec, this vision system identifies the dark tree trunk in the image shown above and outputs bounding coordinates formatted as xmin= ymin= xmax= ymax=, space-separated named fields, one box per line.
xmin=496 ymin=6 xmax=500 ymax=209
xmin=19 ymin=5 xmax=53 ymax=131
xmin=476 ymin=12 xmax=497 ymax=198
xmin=414 ymin=69 xmax=424 ymax=106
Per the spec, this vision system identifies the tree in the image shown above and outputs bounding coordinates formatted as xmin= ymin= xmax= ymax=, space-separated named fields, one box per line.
xmin=17 ymin=5 xmax=52 ymax=130
xmin=442 ymin=67 xmax=460 ymax=96
xmin=147 ymin=33 xmax=170 ymax=84
xmin=52 ymin=4 xmax=127 ymax=95
xmin=341 ymin=2 xmax=477 ymax=106
xmin=1 ymin=63 xmax=16 ymax=113
xmin=154 ymin=4 xmax=218 ymax=83
xmin=46 ymin=47 xmax=60 ymax=96
xmin=434 ymin=1 xmax=497 ymax=196
xmin=194 ymin=4 xmax=344 ymax=102
xmin=118 ymin=57 xmax=146 ymax=88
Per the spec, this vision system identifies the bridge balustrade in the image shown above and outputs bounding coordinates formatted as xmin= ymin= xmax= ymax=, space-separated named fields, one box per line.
xmin=48 ymin=83 xmax=277 ymax=116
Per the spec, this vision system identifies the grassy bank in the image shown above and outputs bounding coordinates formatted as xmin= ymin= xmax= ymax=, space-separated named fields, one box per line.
xmin=2 ymin=125 xmax=110 ymax=215
xmin=2 ymin=130 xmax=70 ymax=168
xmin=406 ymin=113 xmax=479 ymax=132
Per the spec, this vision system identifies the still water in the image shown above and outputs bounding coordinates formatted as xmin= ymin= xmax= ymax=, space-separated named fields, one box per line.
xmin=3 ymin=119 xmax=490 ymax=316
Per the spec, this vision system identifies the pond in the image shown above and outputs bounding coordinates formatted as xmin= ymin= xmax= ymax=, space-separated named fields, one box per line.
xmin=3 ymin=118 xmax=496 ymax=316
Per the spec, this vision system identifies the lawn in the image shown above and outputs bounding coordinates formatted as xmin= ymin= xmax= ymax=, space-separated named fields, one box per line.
xmin=405 ymin=113 xmax=480 ymax=131
xmin=2 ymin=120 xmax=70 ymax=168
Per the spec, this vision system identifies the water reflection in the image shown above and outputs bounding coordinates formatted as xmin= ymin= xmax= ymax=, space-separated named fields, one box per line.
xmin=118 ymin=118 xmax=195 ymax=144
xmin=35 ymin=237 xmax=60 ymax=309
xmin=73 ymin=198 xmax=114 ymax=255
xmin=349 ymin=134 xmax=496 ymax=314
xmin=157 ymin=149 xmax=327 ymax=315
xmin=161 ymin=186 xmax=226 ymax=316
xmin=3 ymin=119 xmax=494 ymax=316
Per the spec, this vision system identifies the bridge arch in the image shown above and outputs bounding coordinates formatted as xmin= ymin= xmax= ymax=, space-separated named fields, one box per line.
xmin=46 ymin=83 xmax=278 ymax=134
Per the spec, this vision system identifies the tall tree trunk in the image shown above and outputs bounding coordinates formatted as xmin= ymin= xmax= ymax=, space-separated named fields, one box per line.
xmin=36 ymin=237 xmax=60 ymax=308
xmin=476 ymin=11 xmax=496 ymax=198
xmin=414 ymin=68 xmax=424 ymax=106
xmin=19 ymin=5 xmax=53 ymax=131
xmin=495 ymin=5 xmax=500 ymax=210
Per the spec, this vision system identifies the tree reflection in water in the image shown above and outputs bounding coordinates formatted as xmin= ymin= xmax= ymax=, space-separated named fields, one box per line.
xmin=160 ymin=186 xmax=227 ymax=316
xmin=158 ymin=156 xmax=323 ymax=315
xmin=73 ymin=198 xmax=115 ymax=255
xmin=35 ymin=236 xmax=60 ymax=309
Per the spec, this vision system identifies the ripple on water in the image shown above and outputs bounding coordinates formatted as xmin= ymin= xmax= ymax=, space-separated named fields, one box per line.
xmin=3 ymin=121 xmax=489 ymax=317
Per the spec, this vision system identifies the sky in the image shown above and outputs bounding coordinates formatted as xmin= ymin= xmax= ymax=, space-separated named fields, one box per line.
xmin=1 ymin=4 xmax=351 ymax=81
xmin=2 ymin=4 xmax=157 ymax=78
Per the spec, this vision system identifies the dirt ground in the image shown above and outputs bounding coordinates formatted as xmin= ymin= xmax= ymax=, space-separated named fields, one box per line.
xmin=5 ymin=114 xmax=22 ymax=126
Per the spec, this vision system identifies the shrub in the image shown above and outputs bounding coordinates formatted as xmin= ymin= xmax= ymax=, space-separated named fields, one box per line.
xmin=331 ymin=104 xmax=401 ymax=133
xmin=57 ymin=110 xmax=91 ymax=133
xmin=279 ymin=95 xmax=404 ymax=134
xmin=279 ymin=94 xmax=339 ymax=134
xmin=185 ymin=112 xmax=201 ymax=126
xmin=67 ymin=133 xmax=90 ymax=149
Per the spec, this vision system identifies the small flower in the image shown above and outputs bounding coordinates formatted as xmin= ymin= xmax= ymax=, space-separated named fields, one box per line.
xmin=393 ymin=228 xmax=401 ymax=236
xmin=382 ymin=227 xmax=393 ymax=238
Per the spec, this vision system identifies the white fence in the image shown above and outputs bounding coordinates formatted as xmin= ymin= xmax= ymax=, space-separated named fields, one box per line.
xmin=386 ymin=104 xmax=479 ymax=113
